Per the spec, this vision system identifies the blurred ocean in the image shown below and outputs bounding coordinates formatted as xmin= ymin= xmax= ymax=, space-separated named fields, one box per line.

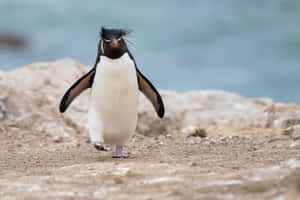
xmin=0 ymin=0 xmax=300 ymax=102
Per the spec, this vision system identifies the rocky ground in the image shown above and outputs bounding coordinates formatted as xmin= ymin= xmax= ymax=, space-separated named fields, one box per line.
xmin=0 ymin=59 xmax=300 ymax=200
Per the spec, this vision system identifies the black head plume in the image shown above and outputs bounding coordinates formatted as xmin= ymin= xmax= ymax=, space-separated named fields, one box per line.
xmin=97 ymin=27 xmax=131 ymax=59
xmin=100 ymin=27 xmax=130 ymax=40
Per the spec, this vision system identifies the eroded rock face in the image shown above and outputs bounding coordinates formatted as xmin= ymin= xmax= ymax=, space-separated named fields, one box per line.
xmin=1 ymin=58 xmax=300 ymax=138
xmin=1 ymin=59 xmax=300 ymax=200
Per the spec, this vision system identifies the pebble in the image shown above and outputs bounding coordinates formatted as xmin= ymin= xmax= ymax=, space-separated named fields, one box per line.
xmin=66 ymin=141 xmax=80 ymax=148
xmin=280 ymin=118 xmax=300 ymax=129
xmin=231 ymin=166 xmax=240 ymax=170
xmin=291 ymin=125 xmax=300 ymax=140
xmin=53 ymin=136 xmax=63 ymax=143
xmin=187 ymin=128 xmax=207 ymax=138
xmin=188 ymin=162 xmax=197 ymax=167
xmin=268 ymin=136 xmax=289 ymax=143
xmin=166 ymin=134 xmax=172 ymax=138
xmin=281 ymin=127 xmax=294 ymax=136
xmin=282 ymin=125 xmax=300 ymax=140
xmin=290 ymin=142 xmax=300 ymax=149
xmin=285 ymin=159 xmax=300 ymax=169
xmin=203 ymin=141 xmax=210 ymax=145
xmin=292 ymin=132 xmax=300 ymax=140
xmin=272 ymin=143 xmax=283 ymax=148
xmin=194 ymin=137 xmax=201 ymax=144
xmin=187 ymin=137 xmax=201 ymax=145
xmin=113 ymin=177 xmax=124 ymax=184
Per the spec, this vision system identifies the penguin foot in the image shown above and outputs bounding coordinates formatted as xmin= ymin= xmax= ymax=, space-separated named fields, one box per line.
xmin=112 ymin=146 xmax=129 ymax=158
xmin=93 ymin=142 xmax=107 ymax=151
xmin=112 ymin=154 xmax=129 ymax=159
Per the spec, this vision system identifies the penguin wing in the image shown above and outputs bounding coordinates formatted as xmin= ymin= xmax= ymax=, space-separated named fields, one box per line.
xmin=59 ymin=68 xmax=95 ymax=113
xmin=136 ymin=68 xmax=165 ymax=118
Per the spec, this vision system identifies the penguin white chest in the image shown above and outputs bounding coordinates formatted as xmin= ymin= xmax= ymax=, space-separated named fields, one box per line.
xmin=88 ymin=53 xmax=139 ymax=145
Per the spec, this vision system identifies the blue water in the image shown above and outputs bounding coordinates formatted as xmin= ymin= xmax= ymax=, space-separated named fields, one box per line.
xmin=1 ymin=0 xmax=300 ymax=103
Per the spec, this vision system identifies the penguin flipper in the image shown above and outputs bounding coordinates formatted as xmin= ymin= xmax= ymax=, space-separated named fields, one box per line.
xmin=136 ymin=69 xmax=165 ymax=118
xmin=59 ymin=68 xmax=95 ymax=113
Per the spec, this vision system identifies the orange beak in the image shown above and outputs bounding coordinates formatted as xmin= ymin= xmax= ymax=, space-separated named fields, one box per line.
xmin=111 ymin=39 xmax=118 ymax=48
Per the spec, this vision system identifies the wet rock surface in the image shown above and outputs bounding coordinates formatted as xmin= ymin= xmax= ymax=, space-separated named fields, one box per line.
xmin=0 ymin=59 xmax=300 ymax=199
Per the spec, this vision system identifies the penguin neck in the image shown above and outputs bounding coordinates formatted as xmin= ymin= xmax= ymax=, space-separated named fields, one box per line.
xmin=104 ymin=49 xmax=127 ymax=59
xmin=100 ymin=52 xmax=128 ymax=62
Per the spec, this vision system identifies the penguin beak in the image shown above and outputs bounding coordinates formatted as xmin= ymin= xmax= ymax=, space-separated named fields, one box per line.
xmin=111 ymin=39 xmax=118 ymax=48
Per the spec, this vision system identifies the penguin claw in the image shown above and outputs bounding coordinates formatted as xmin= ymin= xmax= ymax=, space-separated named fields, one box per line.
xmin=112 ymin=154 xmax=129 ymax=159
xmin=93 ymin=142 xmax=107 ymax=151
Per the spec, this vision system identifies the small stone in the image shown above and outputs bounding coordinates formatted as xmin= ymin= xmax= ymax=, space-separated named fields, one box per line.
xmin=53 ymin=136 xmax=63 ymax=143
xmin=113 ymin=177 xmax=124 ymax=184
xmin=292 ymin=132 xmax=300 ymax=140
xmin=68 ymin=141 xmax=80 ymax=148
xmin=205 ymin=138 xmax=217 ymax=145
xmin=282 ymin=127 xmax=294 ymax=136
xmin=187 ymin=138 xmax=197 ymax=145
xmin=232 ymin=166 xmax=240 ymax=170
xmin=131 ymin=133 xmax=136 ymax=138
xmin=281 ymin=118 xmax=300 ymax=129
xmin=264 ymin=103 xmax=286 ymax=114
xmin=187 ymin=128 xmax=207 ymax=138
xmin=125 ymin=170 xmax=139 ymax=177
xmin=188 ymin=162 xmax=197 ymax=167
xmin=268 ymin=136 xmax=289 ymax=143
xmin=76 ymin=141 xmax=81 ymax=147
xmin=248 ymin=146 xmax=258 ymax=151
xmin=285 ymin=159 xmax=300 ymax=169
xmin=290 ymin=142 xmax=300 ymax=149
xmin=291 ymin=125 xmax=300 ymax=140
xmin=264 ymin=104 xmax=276 ymax=114
xmin=194 ymin=137 xmax=201 ymax=144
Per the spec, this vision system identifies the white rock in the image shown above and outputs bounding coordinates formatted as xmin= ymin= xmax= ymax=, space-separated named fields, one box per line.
xmin=0 ymin=58 xmax=299 ymax=138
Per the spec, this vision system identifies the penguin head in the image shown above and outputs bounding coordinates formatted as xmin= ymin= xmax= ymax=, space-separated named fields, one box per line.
xmin=99 ymin=27 xmax=130 ymax=59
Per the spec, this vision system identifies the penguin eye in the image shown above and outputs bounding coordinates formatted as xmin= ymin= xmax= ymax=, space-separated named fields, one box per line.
xmin=103 ymin=38 xmax=111 ymax=43
xmin=103 ymin=38 xmax=121 ymax=42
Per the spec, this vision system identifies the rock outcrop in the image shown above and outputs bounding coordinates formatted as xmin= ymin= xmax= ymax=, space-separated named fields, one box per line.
xmin=1 ymin=59 xmax=300 ymax=200
xmin=1 ymin=58 xmax=300 ymax=139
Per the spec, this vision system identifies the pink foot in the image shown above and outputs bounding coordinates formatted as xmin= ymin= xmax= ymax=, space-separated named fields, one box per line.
xmin=112 ymin=146 xmax=129 ymax=158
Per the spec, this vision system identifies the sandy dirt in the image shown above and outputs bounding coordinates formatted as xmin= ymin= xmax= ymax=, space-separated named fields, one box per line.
xmin=1 ymin=126 xmax=300 ymax=200
xmin=1 ymin=60 xmax=300 ymax=199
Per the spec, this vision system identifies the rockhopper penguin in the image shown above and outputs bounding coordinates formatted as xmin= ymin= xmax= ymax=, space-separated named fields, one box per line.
xmin=59 ymin=27 xmax=165 ymax=158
